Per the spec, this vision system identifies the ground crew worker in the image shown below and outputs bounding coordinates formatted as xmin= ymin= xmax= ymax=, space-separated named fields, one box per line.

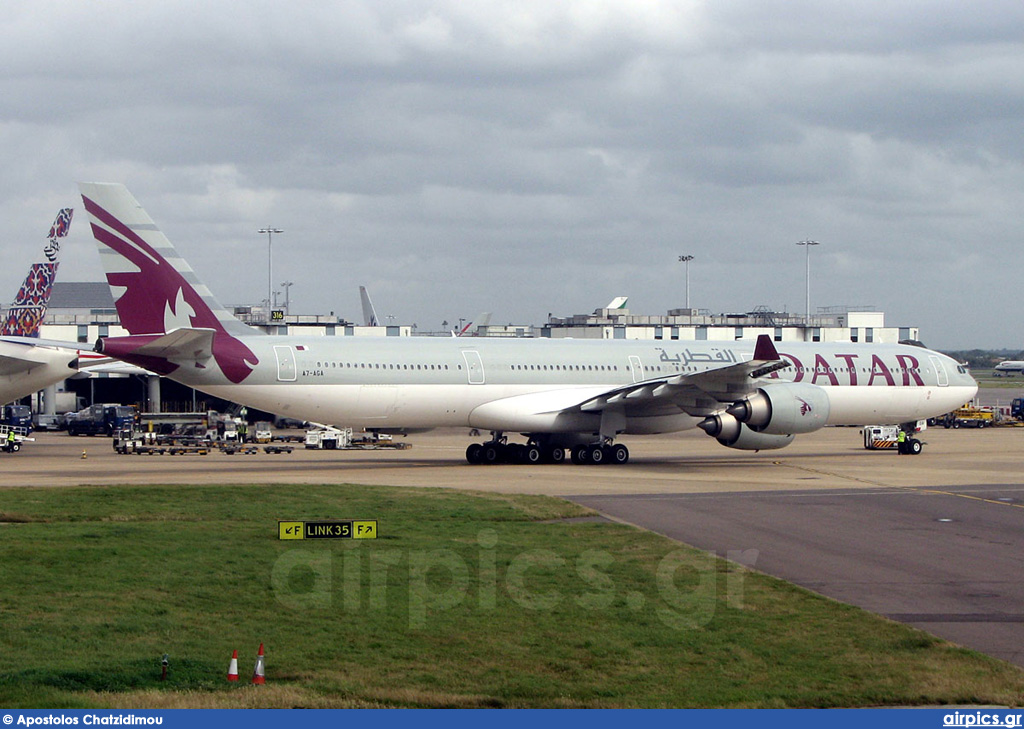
xmin=6 ymin=429 xmax=16 ymax=451
xmin=897 ymin=429 xmax=906 ymax=454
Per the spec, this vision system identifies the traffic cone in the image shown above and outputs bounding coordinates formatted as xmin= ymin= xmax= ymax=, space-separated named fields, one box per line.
xmin=251 ymin=643 xmax=265 ymax=685
xmin=227 ymin=649 xmax=239 ymax=682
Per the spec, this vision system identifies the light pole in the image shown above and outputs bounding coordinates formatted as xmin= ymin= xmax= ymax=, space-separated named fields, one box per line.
xmin=678 ymin=255 xmax=694 ymax=309
xmin=281 ymin=281 xmax=293 ymax=316
xmin=796 ymin=239 xmax=819 ymax=324
xmin=258 ymin=227 xmax=283 ymax=318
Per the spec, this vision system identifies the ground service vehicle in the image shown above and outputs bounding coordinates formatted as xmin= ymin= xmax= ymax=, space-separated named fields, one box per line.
xmin=67 ymin=404 xmax=136 ymax=436
xmin=253 ymin=421 xmax=273 ymax=443
xmin=1 ymin=404 xmax=33 ymax=434
xmin=937 ymin=406 xmax=995 ymax=429
xmin=0 ymin=424 xmax=31 ymax=452
xmin=863 ymin=423 xmax=924 ymax=454
xmin=305 ymin=427 xmax=351 ymax=449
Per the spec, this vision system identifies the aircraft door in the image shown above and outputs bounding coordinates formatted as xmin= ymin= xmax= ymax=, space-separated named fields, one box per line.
xmin=274 ymin=345 xmax=297 ymax=382
xmin=928 ymin=355 xmax=949 ymax=387
xmin=461 ymin=350 xmax=484 ymax=384
xmin=628 ymin=355 xmax=644 ymax=383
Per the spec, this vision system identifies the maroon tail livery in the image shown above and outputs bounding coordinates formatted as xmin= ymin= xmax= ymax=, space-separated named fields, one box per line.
xmin=80 ymin=184 xmax=259 ymax=384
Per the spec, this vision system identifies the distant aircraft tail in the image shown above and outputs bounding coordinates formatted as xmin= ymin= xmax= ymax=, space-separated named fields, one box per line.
xmin=1 ymin=208 xmax=73 ymax=337
xmin=456 ymin=312 xmax=492 ymax=337
xmin=359 ymin=286 xmax=379 ymax=327
xmin=78 ymin=183 xmax=259 ymax=383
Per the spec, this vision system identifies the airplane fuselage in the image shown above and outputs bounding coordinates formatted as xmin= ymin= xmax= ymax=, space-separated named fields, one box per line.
xmin=146 ymin=336 xmax=976 ymax=434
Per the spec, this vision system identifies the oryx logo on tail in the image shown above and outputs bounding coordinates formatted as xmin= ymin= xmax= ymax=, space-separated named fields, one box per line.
xmin=81 ymin=190 xmax=258 ymax=384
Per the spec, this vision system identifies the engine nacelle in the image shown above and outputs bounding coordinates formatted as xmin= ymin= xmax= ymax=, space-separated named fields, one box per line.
xmin=698 ymin=412 xmax=795 ymax=450
xmin=726 ymin=383 xmax=830 ymax=436
xmin=698 ymin=412 xmax=741 ymax=442
xmin=718 ymin=423 xmax=795 ymax=451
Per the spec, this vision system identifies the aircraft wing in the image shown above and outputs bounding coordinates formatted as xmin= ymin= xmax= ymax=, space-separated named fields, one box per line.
xmin=0 ymin=340 xmax=79 ymax=406
xmin=0 ymin=340 xmax=79 ymax=376
xmin=574 ymin=334 xmax=788 ymax=418
xmin=470 ymin=335 xmax=788 ymax=432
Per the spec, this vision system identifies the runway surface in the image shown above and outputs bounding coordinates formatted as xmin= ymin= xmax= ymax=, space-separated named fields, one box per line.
xmin=4 ymin=424 xmax=1024 ymax=667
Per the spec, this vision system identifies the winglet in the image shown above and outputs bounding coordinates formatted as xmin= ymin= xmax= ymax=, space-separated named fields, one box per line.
xmin=753 ymin=334 xmax=780 ymax=361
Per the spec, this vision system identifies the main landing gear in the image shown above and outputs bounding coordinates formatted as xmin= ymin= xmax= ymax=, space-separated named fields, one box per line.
xmin=568 ymin=442 xmax=629 ymax=465
xmin=465 ymin=434 xmax=629 ymax=465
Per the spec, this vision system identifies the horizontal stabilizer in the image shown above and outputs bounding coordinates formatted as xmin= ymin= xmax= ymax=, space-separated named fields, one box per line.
xmin=99 ymin=328 xmax=215 ymax=364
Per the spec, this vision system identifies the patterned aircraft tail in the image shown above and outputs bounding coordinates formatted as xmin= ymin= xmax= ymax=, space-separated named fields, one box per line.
xmin=1 ymin=209 xmax=73 ymax=337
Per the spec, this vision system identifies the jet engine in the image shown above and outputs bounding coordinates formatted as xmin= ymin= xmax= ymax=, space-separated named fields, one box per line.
xmin=698 ymin=412 xmax=796 ymax=450
xmin=726 ymin=383 xmax=830 ymax=436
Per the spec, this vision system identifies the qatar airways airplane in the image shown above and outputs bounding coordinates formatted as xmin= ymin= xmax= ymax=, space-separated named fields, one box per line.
xmin=80 ymin=183 xmax=977 ymax=465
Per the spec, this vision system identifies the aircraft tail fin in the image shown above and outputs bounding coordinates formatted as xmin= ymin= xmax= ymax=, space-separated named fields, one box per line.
xmin=78 ymin=183 xmax=253 ymax=339
xmin=359 ymin=286 xmax=379 ymax=327
xmin=1 ymin=208 xmax=73 ymax=337
xmin=456 ymin=312 xmax=491 ymax=336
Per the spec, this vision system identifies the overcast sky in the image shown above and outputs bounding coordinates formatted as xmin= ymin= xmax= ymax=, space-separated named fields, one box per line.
xmin=1 ymin=1 xmax=1022 ymax=349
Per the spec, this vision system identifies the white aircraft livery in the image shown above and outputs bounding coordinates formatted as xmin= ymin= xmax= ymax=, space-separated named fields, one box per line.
xmin=80 ymin=183 xmax=977 ymax=465
xmin=359 ymin=286 xmax=379 ymax=327
xmin=993 ymin=360 xmax=1024 ymax=376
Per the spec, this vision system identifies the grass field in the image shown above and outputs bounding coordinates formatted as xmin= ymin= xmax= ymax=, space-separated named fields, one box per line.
xmin=1 ymin=483 xmax=1023 ymax=709
xmin=977 ymin=372 xmax=1024 ymax=389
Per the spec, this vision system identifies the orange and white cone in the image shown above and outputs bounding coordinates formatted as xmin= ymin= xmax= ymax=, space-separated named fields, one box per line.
xmin=227 ymin=649 xmax=239 ymax=682
xmin=251 ymin=643 xmax=265 ymax=685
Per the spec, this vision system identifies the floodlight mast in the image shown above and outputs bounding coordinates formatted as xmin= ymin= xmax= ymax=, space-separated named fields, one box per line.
xmin=258 ymin=227 xmax=283 ymax=319
xmin=678 ymin=255 xmax=694 ymax=309
xmin=796 ymin=240 xmax=819 ymax=324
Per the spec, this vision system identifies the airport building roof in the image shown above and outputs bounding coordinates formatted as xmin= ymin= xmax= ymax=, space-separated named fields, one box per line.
xmin=46 ymin=282 xmax=115 ymax=310
xmin=27 ymin=282 xmax=919 ymax=345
